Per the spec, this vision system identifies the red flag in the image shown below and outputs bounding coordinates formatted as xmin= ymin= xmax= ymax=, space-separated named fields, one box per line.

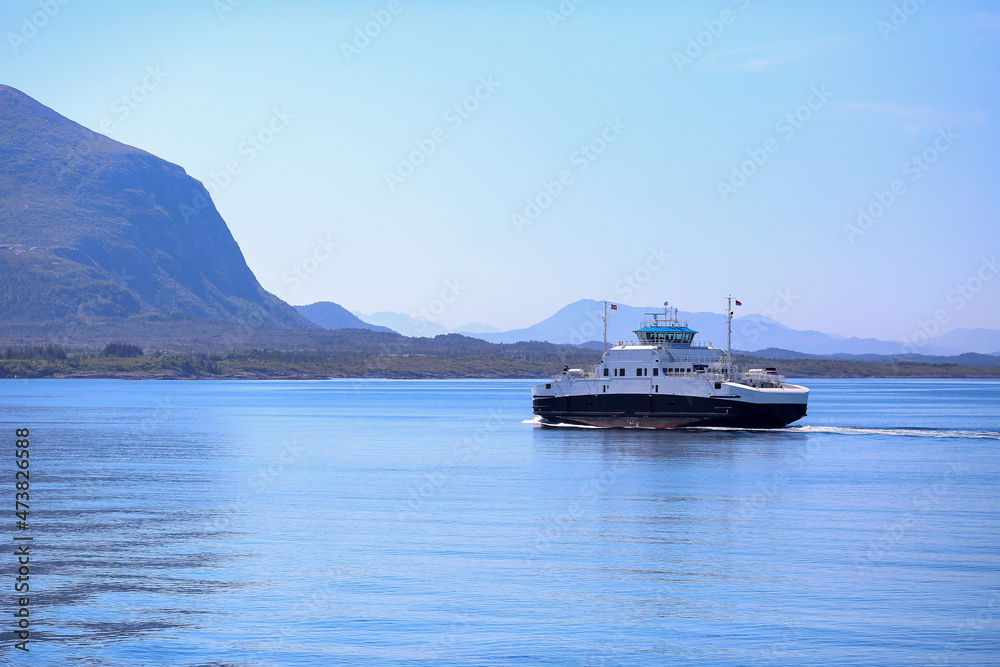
xmin=734 ymin=300 xmax=742 ymax=306
xmin=610 ymin=304 xmax=618 ymax=310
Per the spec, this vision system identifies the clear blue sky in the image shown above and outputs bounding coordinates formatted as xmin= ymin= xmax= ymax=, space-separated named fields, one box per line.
xmin=2 ymin=0 xmax=998 ymax=339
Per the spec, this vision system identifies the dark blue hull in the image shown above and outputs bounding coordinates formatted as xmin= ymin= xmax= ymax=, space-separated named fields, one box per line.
xmin=532 ymin=393 xmax=807 ymax=429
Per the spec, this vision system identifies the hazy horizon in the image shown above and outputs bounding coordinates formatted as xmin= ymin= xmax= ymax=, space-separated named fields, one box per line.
xmin=3 ymin=1 xmax=997 ymax=340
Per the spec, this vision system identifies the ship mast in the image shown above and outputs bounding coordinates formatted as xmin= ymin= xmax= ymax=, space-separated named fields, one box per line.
xmin=726 ymin=294 xmax=733 ymax=381
xmin=603 ymin=300 xmax=608 ymax=355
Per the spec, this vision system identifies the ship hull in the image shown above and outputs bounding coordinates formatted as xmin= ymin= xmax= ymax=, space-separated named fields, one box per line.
xmin=532 ymin=393 xmax=807 ymax=429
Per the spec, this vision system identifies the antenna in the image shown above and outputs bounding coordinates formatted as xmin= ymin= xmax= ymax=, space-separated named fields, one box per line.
xmin=603 ymin=300 xmax=608 ymax=355
xmin=726 ymin=295 xmax=733 ymax=381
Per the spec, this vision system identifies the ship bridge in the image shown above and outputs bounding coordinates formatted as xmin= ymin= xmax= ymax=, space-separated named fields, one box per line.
xmin=630 ymin=305 xmax=705 ymax=348
xmin=635 ymin=324 xmax=697 ymax=346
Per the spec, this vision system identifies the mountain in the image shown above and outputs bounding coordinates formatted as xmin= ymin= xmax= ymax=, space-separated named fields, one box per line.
xmin=352 ymin=310 xmax=449 ymax=337
xmin=738 ymin=347 xmax=817 ymax=360
xmin=467 ymin=300 xmax=650 ymax=345
xmin=353 ymin=299 xmax=993 ymax=357
xmin=745 ymin=347 xmax=1000 ymax=368
xmin=453 ymin=322 xmax=501 ymax=334
xmin=0 ymin=84 xmax=311 ymax=329
xmin=462 ymin=300 xmax=763 ymax=347
xmin=927 ymin=328 xmax=1000 ymax=355
xmin=728 ymin=314 xmax=964 ymax=356
xmin=295 ymin=302 xmax=393 ymax=332
xmin=350 ymin=310 xmax=501 ymax=337
xmin=459 ymin=299 xmax=972 ymax=356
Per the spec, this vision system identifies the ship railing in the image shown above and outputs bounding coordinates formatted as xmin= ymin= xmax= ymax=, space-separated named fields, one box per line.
xmin=661 ymin=371 xmax=725 ymax=380
xmin=550 ymin=369 xmax=791 ymax=385
xmin=738 ymin=370 xmax=787 ymax=387
xmin=550 ymin=360 xmax=792 ymax=384
xmin=639 ymin=316 xmax=689 ymax=329
xmin=616 ymin=339 xmax=714 ymax=348
xmin=701 ymin=371 xmax=789 ymax=386
xmin=552 ymin=370 xmax=594 ymax=381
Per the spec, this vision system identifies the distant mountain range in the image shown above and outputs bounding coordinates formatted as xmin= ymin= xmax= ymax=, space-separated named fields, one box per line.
xmin=744 ymin=347 xmax=1000 ymax=367
xmin=329 ymin=299 xmax=1000 ymax=357
xmin=347 ymin=310 xmax=500 ymax=338
xmin=350 ymin=311 xmax=449 ymax=337
xmin=294 ymin=302 xmax=392 ymax=333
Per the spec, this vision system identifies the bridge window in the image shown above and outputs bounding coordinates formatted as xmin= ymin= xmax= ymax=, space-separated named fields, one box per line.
xmin=619 ymin=368 xmax=624 ymax=376
xmin=653 ymin=368 xmax=658 ymax=376
xmin=636 ymin=368 xmax=642 ymax=377
xmin=603 ymin=367 xmax=609 ymax=377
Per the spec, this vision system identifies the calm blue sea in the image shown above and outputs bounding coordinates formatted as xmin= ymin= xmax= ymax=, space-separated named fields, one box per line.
xmin=1 ymin=378 xmax=999 ymax=666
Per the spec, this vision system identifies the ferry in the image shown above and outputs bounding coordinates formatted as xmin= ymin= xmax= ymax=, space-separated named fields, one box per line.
xmin=531 ymin=298 xmax=808 ymax=428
